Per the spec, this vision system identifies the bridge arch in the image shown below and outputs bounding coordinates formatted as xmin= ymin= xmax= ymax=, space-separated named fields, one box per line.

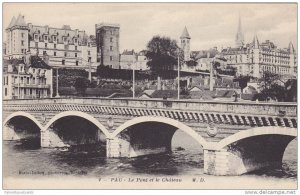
xmin=43 ymin=111 xmax=110 ymax=138
xmin=3 ymin=111 xmax=43 ymax=130
xmin=215 ymin=126 xmax=297 ymax=150
xmin=112 ymin=116 xmax=208 ymax=148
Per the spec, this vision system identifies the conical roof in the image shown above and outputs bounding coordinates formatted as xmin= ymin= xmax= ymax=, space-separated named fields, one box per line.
xmin=288 ymin=42 xmax=295 ymax=53
xmin=180 ymin=26 xmax=191 ymax=39
xmin=7 ymin=16 xmax=16 ymax=29
xmin=14 ymin=14 xmax=27 ymax=27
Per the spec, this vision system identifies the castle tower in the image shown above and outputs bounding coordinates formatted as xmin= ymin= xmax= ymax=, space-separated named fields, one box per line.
xmin=6 ymin=14 xmax=29 ymax=59
xmin=180 ymin=26 xmax=191 ymax=61
xmin=95 ymin=23 xmax=120 ymax=69
xmin=235 ymin=14 xmax=244 ymax=47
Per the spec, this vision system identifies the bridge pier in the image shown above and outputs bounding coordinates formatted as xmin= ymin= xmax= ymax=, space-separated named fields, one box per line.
xmin=3 ymin=125 xmax=21 ymax=141
xmin=204 ymin=134 xmax=295 ymax=175
xmin=41 ymin=127 xmax=69 ymax=148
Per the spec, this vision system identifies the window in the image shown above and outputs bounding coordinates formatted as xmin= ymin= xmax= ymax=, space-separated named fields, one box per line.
xmin=88 ymin=51 xmax=90 ymax=55
xmin=21 ymin=33 xmax=24 ymax=38
xmin=74 ymin=39 xmax=77 ymax=43
xmin=75 ymin=46 xmax=77 ymax=50
xmin=45 ymin=43 xmax=47 ymax=48
xmin=21 ymin=40 xmax=24 ymax=46
xmin=43 ymin=51 xmax=46 ymax=55
xmin=63 ymin=37 xmax=67 ymax=42
xmin=62 ymin=60 xmax=65 ymax=65
xmin=110 ymin=46 xmax=113 ymax=51
xmin=21 ymin=77 xmax=23 ymax=84
xmin=53 ymin=36 xmax=57 ymax=41
xmin=3 ymin=77 xmax=5 ymax=86
xmin=33 ymin=77 xmax=35 ymax=84
xmin=88 ymin=57 xmax=91 ymax=62
xmin=76 ymin=61 xmax=79 ymax=66
xmin=27 ymin=77 xmax=29 ymax=84
xmin=30 ymin=89 xmax=32 ymax=95
xmin=54 ymin=52 xmax=56 ymax=56
xmin=54 ymin=44 xmax=56 ymax=49
xmin=110 ymin=37 xmax=113 ymax=42
xmin=44 ymin=36 xmax=48 ymax=41
xmin=5 ymin=88 xmax=7 ymax=96
xmin=34 ymin=34 xmax=38 ymax=40
xmin=64 ymin=52 xmax=67 ymax=57
xmin=110 ymin=56 xmax=113 ymax=61
xmin=75 ymin=53 xmax=77 ymax=57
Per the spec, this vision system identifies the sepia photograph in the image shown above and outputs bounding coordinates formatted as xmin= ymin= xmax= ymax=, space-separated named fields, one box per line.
xmin=2 ymin=2 xmax=298 ymax=190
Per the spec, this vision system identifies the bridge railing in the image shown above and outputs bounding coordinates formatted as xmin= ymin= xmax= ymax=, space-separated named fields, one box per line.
xmin=3 ymin=97 xmax=297 ymax=117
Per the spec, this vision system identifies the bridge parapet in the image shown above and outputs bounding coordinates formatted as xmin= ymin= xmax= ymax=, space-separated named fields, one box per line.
xmin=3 ymin=98 xmax=297 ymax=117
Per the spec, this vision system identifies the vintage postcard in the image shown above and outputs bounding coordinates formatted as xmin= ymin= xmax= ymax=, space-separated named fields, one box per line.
xmin=2 ymin=2 xmax=297 ymax=190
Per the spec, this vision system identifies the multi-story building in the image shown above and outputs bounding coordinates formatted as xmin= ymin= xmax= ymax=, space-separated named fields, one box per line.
xmin=119 ymin=50 xmax=137 ymax=69
xmin=119 ymin=50 xmax=150 ymax=71
xmin=5 ymin=15 xmax=98 ymax=71
xmin=3 ymin=54 xmax=53 ymax=100
xmin=136 ymin=51 xmax=149 ymax=71
xmin=221 ymin=36 xmax=297 ymax=78
xmin=95 ymin=23 xmax=120 ymax=69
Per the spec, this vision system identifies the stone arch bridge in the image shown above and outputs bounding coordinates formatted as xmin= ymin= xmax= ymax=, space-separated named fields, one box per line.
xmin=3 ymin=98 xmax=297 ymax=176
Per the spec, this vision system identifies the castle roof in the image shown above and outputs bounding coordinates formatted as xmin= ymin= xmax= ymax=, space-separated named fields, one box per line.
xmin=122 ymin=49 xmax=136 ymax=55
xmin=7 ymin=16 xmax=16 ymax=29
xmin=180 ymin=26 xmax=191 ymax=39
xmin=14 ymin=14 xmax=27 ymax=27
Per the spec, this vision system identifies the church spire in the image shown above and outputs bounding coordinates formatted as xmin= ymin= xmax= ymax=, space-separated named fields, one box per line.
xmin=180 ymin=26 xmax=191 ymax=39
xmin=235 ymin=13 xmax=244 ymax=47
xmin=252 ymin=34 xmax=259 ymax=49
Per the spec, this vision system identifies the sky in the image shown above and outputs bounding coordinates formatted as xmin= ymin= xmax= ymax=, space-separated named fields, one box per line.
xmin=3 ymin=3 xmax=297 ymax=52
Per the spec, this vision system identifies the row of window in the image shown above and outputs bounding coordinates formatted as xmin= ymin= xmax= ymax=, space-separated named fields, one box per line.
xmin=35 ymin=42 xmax=80 ymax=51
xmin=34 ymin=34 xmax=78 ymax=44
xmin=13 ymin=76 xmax=46 ymax=85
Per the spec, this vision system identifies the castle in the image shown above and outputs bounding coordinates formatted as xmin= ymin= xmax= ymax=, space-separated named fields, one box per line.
xmin=5 ymin=15 xmax=120 ymax=71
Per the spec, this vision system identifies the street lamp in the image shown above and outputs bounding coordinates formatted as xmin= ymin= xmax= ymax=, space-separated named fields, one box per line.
xmin=55 ymin=68 xmax=60 ymax=97
xmin=177 ymin=51 xmax=180 ymax=100
xmin=132 ymin=59 xmax=136 ymax=98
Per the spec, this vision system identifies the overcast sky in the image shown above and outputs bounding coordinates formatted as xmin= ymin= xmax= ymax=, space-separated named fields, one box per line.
xmin=3 ymin=3 xmax=297 ymax=52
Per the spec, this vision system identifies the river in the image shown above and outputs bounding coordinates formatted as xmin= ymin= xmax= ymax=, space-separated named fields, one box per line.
xmin=3 ymin=130 xmax=297 ymax=189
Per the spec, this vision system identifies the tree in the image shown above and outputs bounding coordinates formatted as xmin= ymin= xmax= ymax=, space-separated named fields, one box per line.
xmin=74 ymin=77 xmax=89 ymax=96
xmin=258 ymin=71 xmax=286 ymax=101
xmin=145 ymin=35 xmax=184 ymax=79
xmin=234 ymin=75 xmax=251 ymax=93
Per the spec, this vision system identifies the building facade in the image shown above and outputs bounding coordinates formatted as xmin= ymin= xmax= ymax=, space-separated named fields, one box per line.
xmin=220 ymin=15 xmax=297 ymax=78
xmin=119 ymin=50 xmax=136 ymax=69
xmin=119 ymin=50 xmax=149 ymax=71
xmin=3 ymin=55 xmax=53 ymax=100
xmin=5 ymin=15 xmax=98 ymax=71
xmin=221 ymin=36 xmax=297 ymax=78
xmin=95 ymin=23 xmax=120 ymax=69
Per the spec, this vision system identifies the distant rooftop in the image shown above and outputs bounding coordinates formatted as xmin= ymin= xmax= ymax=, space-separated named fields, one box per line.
xmin=95 ymin=23 xmax=120 ymax=29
